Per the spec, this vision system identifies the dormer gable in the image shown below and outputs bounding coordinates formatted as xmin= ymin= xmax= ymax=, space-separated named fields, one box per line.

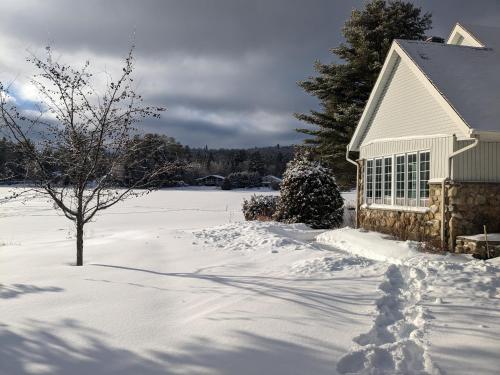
xmin=447 ymin=23 xmax=484 ymax=47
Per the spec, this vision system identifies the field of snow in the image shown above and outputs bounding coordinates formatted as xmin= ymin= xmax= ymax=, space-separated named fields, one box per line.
xmin=1 ymin=187 xmax=499 ymax=374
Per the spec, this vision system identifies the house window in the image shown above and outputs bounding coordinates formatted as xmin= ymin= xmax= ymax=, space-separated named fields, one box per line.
xmin=365 ymin=150 xmax=430 ymax=209
xmin=383 ymin=157 xmax=392 ymax=205
xmin=407 ymin=153 xmax=417 ymax=207
xmin=374 ymin=159 xmax=383 ymax=204
xmin=419 ymin=151 xmax=430 ymax=207
xmin=366 ymin=160 xmax=373 ymax=204
xmin=395 ymin=155 xmax=405 ymax=205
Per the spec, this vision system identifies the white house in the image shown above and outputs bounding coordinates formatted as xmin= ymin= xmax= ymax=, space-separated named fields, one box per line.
xmin=195 ymin=175 xmax=225 ymax=187
xmin=347 ymin=23 xmax=500 ymax=253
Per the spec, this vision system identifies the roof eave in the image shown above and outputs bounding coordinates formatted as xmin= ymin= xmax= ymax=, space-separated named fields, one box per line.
xmin=471 ymin=129 xmax=500 ymax=141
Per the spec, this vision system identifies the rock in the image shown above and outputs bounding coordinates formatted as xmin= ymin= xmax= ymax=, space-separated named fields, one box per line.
xmin=448 ymin=186 xmax=458 ymax=197
xmin=475 ymin=195 xmax=487 ymax=205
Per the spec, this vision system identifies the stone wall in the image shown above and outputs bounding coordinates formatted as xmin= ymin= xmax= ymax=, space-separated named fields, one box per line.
xmin=357 ymin=184 xmax=442 ymax=242
xmin=446 ymin=182 xmax=500 ymax=250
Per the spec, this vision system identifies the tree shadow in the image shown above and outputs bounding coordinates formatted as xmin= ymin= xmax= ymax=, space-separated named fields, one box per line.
xmin=0 ymin=319 xmax=340 ymax=375
xmin=151 ymin=330 xmax=341 ymax=375
xmin=0 ymin=319 xmax=166 ymax=375
xmin=0 ymin=284 xmax=64 ymax=299
xmin=90 ymin=263 xmax=378 ymax=320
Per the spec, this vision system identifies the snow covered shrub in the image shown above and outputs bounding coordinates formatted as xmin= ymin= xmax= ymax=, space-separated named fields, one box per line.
xmin=274 ymin=155 xmax=343 ymax=229
xmin=242 ymin=195 xmax=279 ymax=221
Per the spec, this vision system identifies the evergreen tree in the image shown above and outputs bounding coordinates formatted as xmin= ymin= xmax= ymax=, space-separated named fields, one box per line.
xmin=123 ymin=133 xmax=187 ymax=187
xmin=274 ymin=152 xmax=344 ymax=229
xmin=274 ymin=151 xmax=285 ymax=176
xmin=248 ymin=151 xmax=265 ymax=175
xmin=295 ymin=0 xmax=431 ymax=186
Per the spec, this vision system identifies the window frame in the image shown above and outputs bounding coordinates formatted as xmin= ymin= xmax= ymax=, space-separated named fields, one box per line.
xmin=365 ymin=159 xmax=374 ymax=204
xmin=395 ymin=153 xmax=406 ymax=206
xmin=374 ymin=158 xmax=383 ymax=204
xmin=406 ymin=152 xmax=418 ymax=207
xmin=364 ymin=150 xmax=430 ymax=209
xmin=383 ymin=156 xmax=393 ymax=205
xmin=419 ymin=151 xmax=430 ymax=207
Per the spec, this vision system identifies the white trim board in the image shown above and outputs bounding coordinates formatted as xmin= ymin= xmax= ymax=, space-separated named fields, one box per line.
xmin=360 ymin=203 xmax=429 ymax=214
xmin=447 ymin=23 xmax=485 ymax=47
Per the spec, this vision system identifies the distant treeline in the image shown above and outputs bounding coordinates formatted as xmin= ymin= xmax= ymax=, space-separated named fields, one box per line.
xmin=0 ymin=134 xmax=293 ymax=187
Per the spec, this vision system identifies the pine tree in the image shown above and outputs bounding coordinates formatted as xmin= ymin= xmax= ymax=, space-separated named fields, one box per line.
xmin=249 ymin=151 xmax=265 ymax=175
xmin=274 ymin=153 xmax=344 ymax=229
xmin=295 ymin=0 xmax=431 ymax=186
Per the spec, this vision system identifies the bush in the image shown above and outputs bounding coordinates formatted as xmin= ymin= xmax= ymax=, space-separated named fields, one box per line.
xmin=242 ymin=194 xmax=279 ymax=221
xmin=228 ymin=171 xmax=262 ymax=188
xmin=274 ymin=154 xmax=343 ymax=229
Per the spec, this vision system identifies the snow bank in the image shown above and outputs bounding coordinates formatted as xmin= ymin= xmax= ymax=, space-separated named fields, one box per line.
xmin=290 ymin=255 xmax=374 ymax=278
xmin=316 ymin=227 xmax=420 ymax=264
xmin=192 ymin=221 xmax=324 ymax=252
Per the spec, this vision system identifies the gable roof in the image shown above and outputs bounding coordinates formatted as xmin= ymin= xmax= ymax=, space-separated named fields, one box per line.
xmin=399 ymin=40 xmax=500 ymax=132
xmin=349 ymin=23 xmax=500 ymax=152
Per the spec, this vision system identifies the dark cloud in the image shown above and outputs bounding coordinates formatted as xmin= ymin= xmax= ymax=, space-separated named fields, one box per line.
xmin=0 ymin=0 xmax=499 ymax=148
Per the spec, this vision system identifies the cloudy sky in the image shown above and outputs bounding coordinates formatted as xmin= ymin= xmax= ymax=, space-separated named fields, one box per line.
xmin=0 ymin=0 xmax=499 ymax=148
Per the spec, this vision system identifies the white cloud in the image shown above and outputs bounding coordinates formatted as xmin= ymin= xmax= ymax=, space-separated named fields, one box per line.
xmin=167 ymin=105 xmax=294 ymax=134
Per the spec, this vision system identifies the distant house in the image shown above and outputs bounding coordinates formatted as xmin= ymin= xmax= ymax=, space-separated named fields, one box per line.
xmin=195 ymin=175 xmax=225 ymax=187
xmin=262 ymin=175 xmax=282 ymax=189
xmin=347 ymin=23 xmax=500 ymax=252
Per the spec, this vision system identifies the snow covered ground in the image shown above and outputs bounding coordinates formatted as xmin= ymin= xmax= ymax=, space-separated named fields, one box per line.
xmin=1 ymin=187 xmax=499 ymax=374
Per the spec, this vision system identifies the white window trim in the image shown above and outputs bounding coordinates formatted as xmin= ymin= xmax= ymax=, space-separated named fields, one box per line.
xmin=374 ymin=157 xmax=383 ymax=204
xmin=382 ymin=156 xmax=392 ymax=205
xmin=364 ymin=150 xmax=430 ymax=211
xmin=364 ymin=159 xmax=373 ymax=204
xmin=407 ymin=152 xmax=418 ymax=207
xmin=395 ymin=153 xmax=406 ymax=206
xmin=418 ymin=151 xmax=431 ymax=207
xmin=360 ymin=203 xmax=429 ymax=213
xmin=391 ymin=154 xmax=396 ymax=206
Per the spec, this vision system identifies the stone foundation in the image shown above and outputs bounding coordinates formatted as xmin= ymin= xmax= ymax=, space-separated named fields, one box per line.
xmin=358 ymin=184 xmax=442 ymax=242
xmin=446 ymin=182 xmax=500 ymax=251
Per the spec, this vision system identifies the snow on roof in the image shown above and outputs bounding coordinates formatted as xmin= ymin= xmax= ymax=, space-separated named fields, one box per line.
xmin=263 ymin=175 xmax=282 ymax=181
xmin=458 ymin=233 xmax=500 ymax=242
xmin=397 ymin=38 xmax=500 ymax=133
xmin=195 ymin=175 xmax=225 ymax=180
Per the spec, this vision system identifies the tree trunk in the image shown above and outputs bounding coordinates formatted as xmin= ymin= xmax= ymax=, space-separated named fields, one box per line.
xmin=76 ymin=217 xmax=84 ymax=266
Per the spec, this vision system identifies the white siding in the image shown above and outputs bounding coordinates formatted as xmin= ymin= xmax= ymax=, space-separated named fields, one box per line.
xmin=452 ymin=140 xmax=500 ymax=182
xmin=447 ymin=24 xmax=484 ymax=47
xmin=360 ymin=136 xmax=454 ymax=180
xmin=449 ymin=31 xmax=479 ymax=47
xmin=360 ymin=58 xmax=467 ymax=145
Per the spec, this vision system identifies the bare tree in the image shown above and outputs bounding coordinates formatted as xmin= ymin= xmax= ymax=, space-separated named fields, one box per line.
xmin=0 ymin=46 xmax=172 ymax=266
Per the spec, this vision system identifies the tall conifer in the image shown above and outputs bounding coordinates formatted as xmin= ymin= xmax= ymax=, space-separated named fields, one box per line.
xmin=296 ymin=0 xmax=431 ymax=186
